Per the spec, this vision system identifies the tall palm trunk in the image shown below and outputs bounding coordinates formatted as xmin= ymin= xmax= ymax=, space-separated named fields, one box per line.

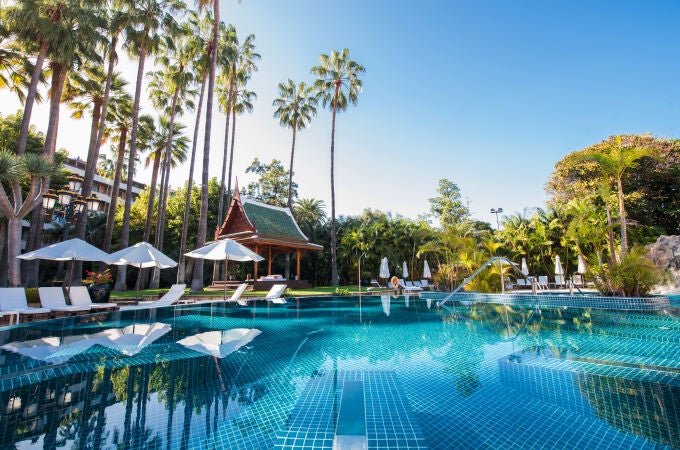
xmin=114 ymin=47 xmax=147 ymax=292
xmin=605 ymin=203 xmax=617 ymax=264
xmin=213 ymin=85 xmax=233 ymax=282
xmin=16 ymin=40 xmax=49 ymax=156
xmin=69 ymin=98 xmax=104 ymax=285
xmin=150 ymin=161 xmax=172 ymax=288
xmin=216 ymin=86 xmax=233 ymax=229
xmin=283 ymin=120 xmax=298 ymax=281
xmin=178 ymin=74 xmax=205 ymax=283
xmin=142 ymin=147 xmax=162 ymax=242
xmin=287 ymin=122 xmax=297 ymax=208
xmin=100 ymin=127 xmax=128 ymax=271
xmin=149 ymin=81 xmax=182 ymax=288
xmin=72 ymin=36 xmax=119 ymax=256
xmin=22 ymin=64 xmax=67 ymax=287
xmin=225 ymin=110 xmax=237 ymax=209
xmin=144 ymin=79 xmax=182 ymax=244
xmin=192 ymin=3 xmax=219 ymax=291
xmin=0 ymin=221 xmax=5 ymax=286
xmin=213 ymin=102 xmax=233 ymax=280
xmin=329 ymin=84 xmax=340 ymax=286
xmin=617 ymin=177 xmax=627 ymax=259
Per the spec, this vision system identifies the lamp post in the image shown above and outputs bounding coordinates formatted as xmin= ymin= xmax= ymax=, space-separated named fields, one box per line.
xmin=490 ymin=207 xmax=504 ymax=294
xmin=42 ymin=174 xmax=104 ymax=281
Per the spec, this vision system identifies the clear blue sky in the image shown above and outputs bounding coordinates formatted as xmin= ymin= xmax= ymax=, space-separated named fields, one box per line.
xmin=3 ymin=0 xmax=680 ymax=227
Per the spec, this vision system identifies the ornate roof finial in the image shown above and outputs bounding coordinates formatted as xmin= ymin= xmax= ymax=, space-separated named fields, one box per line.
xmin=233 ymin=177 xmax=241 ymax=202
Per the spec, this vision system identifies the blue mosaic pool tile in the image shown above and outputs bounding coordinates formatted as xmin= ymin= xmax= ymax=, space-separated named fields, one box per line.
xmin=274 ymin=370 xmax=426 ymax=450
xmin=1 ymin=296 xmax=678 ymax=449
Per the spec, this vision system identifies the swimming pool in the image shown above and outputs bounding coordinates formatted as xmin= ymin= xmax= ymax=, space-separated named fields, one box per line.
xmin=0 ymin=295 xmax=678 ymax=449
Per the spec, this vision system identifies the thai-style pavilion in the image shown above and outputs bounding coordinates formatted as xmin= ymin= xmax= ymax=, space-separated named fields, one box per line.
xmin=214 ymin=184 xmax=322 ymax=289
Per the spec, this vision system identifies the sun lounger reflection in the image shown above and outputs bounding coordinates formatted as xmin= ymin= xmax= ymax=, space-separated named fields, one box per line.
xmin=1 ymin=322 xmax=172 ymax=363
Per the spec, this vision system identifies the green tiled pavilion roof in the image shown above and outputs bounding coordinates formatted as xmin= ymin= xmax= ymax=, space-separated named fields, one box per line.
xmin=242 ymin=200 xmax=308 ymax=242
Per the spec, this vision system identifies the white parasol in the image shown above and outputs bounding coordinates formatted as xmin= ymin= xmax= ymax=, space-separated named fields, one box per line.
xmin=185 ymin=239 xmax=264 ymax=301
xmin=555 ymin=255 xmax=564 ymax=287
xmin=521 ymin=257 xmax=529 ymax=276
xmin=106 ymin=241 xmax=177 ymax=301
xmin=402 ymin=261 xmax=409 ymax=279
xmin=17 ymin=238 xmax=110 ymax=288
xmin=423 ymin=259 xmax=432 ymax=279
xmin=577 ymin=254 xmax=586 ymax=274
xmin=379 ymin=257 xmax=390 ymax=279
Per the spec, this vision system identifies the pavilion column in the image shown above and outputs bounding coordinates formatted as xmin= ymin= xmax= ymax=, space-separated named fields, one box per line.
xmin=268 ymin=245 xmax=272 ymax=275
xmin=254 ymin=244 xmax=259 ymax=280
xmin=296 ymin=249 xmax=301 ymax=280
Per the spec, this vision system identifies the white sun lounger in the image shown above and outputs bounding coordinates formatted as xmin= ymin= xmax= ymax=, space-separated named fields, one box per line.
xmin=230 ymin=283 xmax=249 ymax=306
xmin=0 ymin=288 xmax=52 ymax=323
xmin=39 ymin=287 xmax=91 ymax=315
xmin=398 ymin=279 xmax=422 ymax=293
xmin=265 ymin=284 xmax=287 ymax=304
xmin=69 ymin=286 xmax=119 ymax=311
xmin=121 ymin=284 xmax=187 ymax=310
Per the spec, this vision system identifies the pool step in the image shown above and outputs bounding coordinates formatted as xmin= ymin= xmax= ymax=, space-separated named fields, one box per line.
xmin=527 ymin=332 xmax=680 ymax=363
xmin=334 ymin=380 xmax=367 ymax=450
xmin=274 ymin=370 xmax=427 ymax=449
xmin=499 ymin=353 xmax=680 ymax=448
xmin=503 ymin=352 xmax=680 ymax=386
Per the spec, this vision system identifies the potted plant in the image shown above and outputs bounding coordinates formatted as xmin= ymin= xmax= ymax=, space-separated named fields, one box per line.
xmin=83 ymin=269 xmax=113 ymax=303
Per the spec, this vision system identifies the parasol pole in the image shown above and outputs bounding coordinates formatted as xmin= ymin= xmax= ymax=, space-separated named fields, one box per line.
xmin=223 ymin=257 xmax=228 ymax=302
xmin=67 ymin=257 xmax=75 ymax=293
xmin=135 ymin=266 xmax=142 ymax=302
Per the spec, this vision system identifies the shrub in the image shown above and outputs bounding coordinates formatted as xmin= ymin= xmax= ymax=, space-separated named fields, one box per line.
xmin=588 ymin=247 xmax=662 ymax=297
xmin=25 ymin=287 xmax=39 ymax=306
xmin=282 ymin=288 xmax=294 ymax=298
xmin=82 ymin=269 xmax=112 ymax=285
xmin=334 ymin=287 xmax=350 ymax=296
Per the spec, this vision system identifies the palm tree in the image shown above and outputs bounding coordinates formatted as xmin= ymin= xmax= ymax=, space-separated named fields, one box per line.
xmin=576 ymin=136 xmax=657 ymax=259
xmin=143 ymin=21 xmax=196 ymax=244
xmin=146 ymin=119 xmax=189 ymax=288
xmin=149 ymin=131 xmax=188 ymax=287
xmin=213 ymin=77 xmax=254 ymax=281
xmin=0 ymin=152 xmax=53 ymax=286
xmin=293 ymin=198 xmax=327 ymax=232
xmin=6 ymin=0 xmax=66 ymax=157
xmin=75 ymin=6 xmax=131 ymax=236
xmin=214 ymin=23 xmax=237 ymax=228
xmin=177 ymin=9 xmax=211 ymax=283
xmin=0 ymin=12 xmax=35 ymax=104
xmin=100 ymin=99 xmax=139 ymax=256
xmin=21 ymin=3 xmax=107 ymax=286
xmin=311 ymin=48 xmax=365 ymax=286
xmin=192 ymin=0 xmax=221 ymax=291
xmin=192 ymin=0 xmax=243 ymax=290
xmin=273 ymin=79 xmax=317 ymax=208
xmin=217 ymin=30 xmax=259 ymax=218
xmin=62 ymin=66 xmax=128 ymax=276
xmin=113 ymin=0 xmax=182 ymax=292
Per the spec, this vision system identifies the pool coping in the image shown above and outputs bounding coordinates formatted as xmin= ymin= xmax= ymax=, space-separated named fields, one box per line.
xmin=421 ymin=292 xmax=671 ymax=311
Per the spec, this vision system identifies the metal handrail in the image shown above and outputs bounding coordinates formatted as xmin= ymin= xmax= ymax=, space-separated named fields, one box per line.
xmin=438 ymin=256 xmax=526 ymax=307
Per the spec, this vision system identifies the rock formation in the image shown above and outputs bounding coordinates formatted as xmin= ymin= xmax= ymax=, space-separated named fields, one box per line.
xmin=646 ymin=235 xmax=680 ymax=294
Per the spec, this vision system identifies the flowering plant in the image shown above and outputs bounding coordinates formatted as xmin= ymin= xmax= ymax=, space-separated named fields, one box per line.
xmin=83 ymin=269 xmax=112 ymax=285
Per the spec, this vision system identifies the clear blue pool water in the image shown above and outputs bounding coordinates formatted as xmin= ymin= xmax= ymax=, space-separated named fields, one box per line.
xmin=0 ymin=295 xmax=678 ymax=449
